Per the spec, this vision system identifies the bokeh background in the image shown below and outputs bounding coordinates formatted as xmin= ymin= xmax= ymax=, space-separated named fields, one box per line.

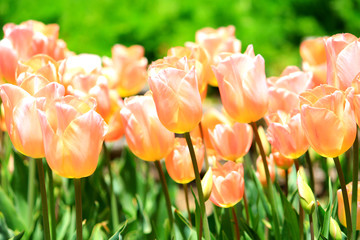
xmin=1 ymin=0 xmax=360 ymax=76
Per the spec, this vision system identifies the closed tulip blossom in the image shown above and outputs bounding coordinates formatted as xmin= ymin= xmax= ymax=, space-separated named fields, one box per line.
xmin=213 ymin=45 xmax=268 ymax=123
xmin=102 ymin=44 xmax=148 ymax=97
xmin=120 ymin=94 xmax=175 ymax=161
xmin=37 ymin=96 xmax=107 ymax=178
xmin=266 ymin=110 xmax=309 ymax=159
xmin=165 ymin=137 xmax=204 ymax=184
xmin=324 ymin=33 xmax=358 ymax=90
xmin=300 ymin=37 xmax=328 ymax=87
xmin=338 ymin=182 xmax=360 ymax=229
xmin=209 ymin=122 xmax=253 ymax=162
xmin=0 ymin=75 xmax=65 ymax=158
xmin=299 ymin=84 xmax=356 ymax=157
xmin=148 ymin=57 xmax=202 ymax=133
xmin=267 ymin=66 xmax=312 ymax=113
xmin=210 ymin=161 xmax=244 ymax=208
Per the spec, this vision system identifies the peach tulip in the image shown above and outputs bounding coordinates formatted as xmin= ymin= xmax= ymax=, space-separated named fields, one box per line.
xmin=337 ymin=182 xmax=360 ymax=229
xmin=209 ymin=161 xmax=244 ymax=208
xmin=120 ymin=94 xmax=175 ymax=161
xmin=37 ymin=96 xmax=107 ymax=178
xmin=102 ymin=44 xmax=147 ymax=97
xmin=325 ymin=33 xmax=358 ymax=90
xmin=348 ymin=73 xmax=360 ymax=127
xmin=213 ymin=45 xmax=268 ymax=123
xmin=209 ymin=122 xmax=253 ymax=162
xmin=271 ymin=150 xmax=294 ymax=170
xmin=267 ymin=66 xmax=312 ymax=113
xmin=148 ymin=57 xmax=202 ymax=133
xmin=195 ymin=25 xmax=241 ymax=86
xmin=256 ymin=155 xmax=276 ymax=186
xmin=266 ymin=110 xmax=309 ymax=159
xmin=300 ymin=84 xmax=356 ymax=158
xmin=300 ymin=37 xmax=328 ymax=87
xmin=165 ymin=137 xmax=204 ymax=184
xmin=0 ymin=75 xmax=65 ymax=158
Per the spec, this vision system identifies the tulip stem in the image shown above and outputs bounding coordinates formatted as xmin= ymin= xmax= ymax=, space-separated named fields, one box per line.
xmin=36 ymin=158 xmax=51 ymax=240
xmin=285 ymin=169 xmax=289 ymax=197
xmin=27 ymin=158 xmax=36 ymax=228
xmin=334 ymin=156 xmax=352 ymax=239
xmin=198 ymin=121 xmax=209 ymax=170
xmin=232 ymin=207 xmax=241 ymax=240
xmin=47 ymin=165 xmax=56 ymax=240
xmin=243 ymin=190 xmax=250 ymax=225
xmin=295 ymin=159 xmax=304 ymax=240
xmin=251 ymin=122 xmax=280 ymax=239
xmin=184 ymin=132 xmax=211 ymax=240
xmin=103 ymin=143 xmax=119 ymax=230
xmin=352 ymin=131 xmax=359 ymax=238
xmin=183 ymin=184 xmax=192 ymax=226
xmin=305 ymin=151 xmax=315 ymax=192
xmin=154 ymin=160 xmax=174 ymax=228
xmin=74 ymin=178 xmax=82 ymax=240
xmin=309 ymin=214 xmax=314 ymax=240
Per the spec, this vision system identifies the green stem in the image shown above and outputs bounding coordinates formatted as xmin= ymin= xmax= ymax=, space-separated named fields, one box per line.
xmin=334 ymin=156 xmax=352 ymax=239
xmin=184 ymin=132 xmax=210 ymax=240
xmin=285 ymin=169 xmax=288 ymax=197
xmin=243 ymin=190 xmax=250 ymax=225
xmin=232 ymin=207 xmax=240 ymax=240
xmin=295 ymin=159 xmax=304 ymax=240
xmin=155 ymin=160 xmax=174 ymax=228
xmin=250 ymin=122 xmax=280 ymax=239
xmin=183 ymin=184 xmax=192 ymax=226
xmin=309 ymin=213 xmax=314 ymax=240
xmin=198 ymin=121 xmax=209 ymax=170
xmin=27 ymin=158 xmax=36 ymax=228
xmin=36 ymin=158 xmax=51 ymax=240
xmin=305 ymin=151 xmax=315 ymax=192
xmin=103 ymin=143 xmax=119 ymax=230
xmin=74 ymin=178 xmax=82 ymax=240
xmin=352 ymin=131 xmax=359 ymax=238
xmin=47 ymin=165 xmax=56 ymax=240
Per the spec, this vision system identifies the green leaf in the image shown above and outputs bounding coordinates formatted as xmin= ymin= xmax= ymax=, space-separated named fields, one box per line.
xmin=9 ymin=231 xmax=24 ymax=240
xmin=190 ymin=187 xmax=201 ymax=240
xmin=109 ymin=220 xmax=127 ymax=240
xmin=0 ymin=187 xmax=26 ymax=232
xmin=0 ymin=212 xmax=11 ymax=240
xmin=320 ymin=178 xmax=333 ymax=239
xmin=238 ymin=217 xmax=261 ymax=240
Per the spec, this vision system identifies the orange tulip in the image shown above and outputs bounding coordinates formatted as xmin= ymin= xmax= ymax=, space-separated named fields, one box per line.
xmin=37 ymin=96 xmax=107 ymax=178
xmin=165 ymin=137 xmax=204 ymax=184
xmin=256 ymin=155 xmax=276 ymax=186
xmin=325 ymin=33 xmax=358 ymax=90
xmin=348 ymin=73 xmax=360 ymax=127
xmin=267 ymin=66 xmax=312 ymax=113
xmin=300 ymin=84 xmax=356 ymax=157
xmin=266 ymin=110 xmax=309 ymax=159
xmin=102 ymin=44 xmax=147 ymax=97
xmin=209 ymin=122 xmax=252 ymax=162
xmin=120 ymin=94 xmax=175 ymax=161
xmin=148 ymin=57 xmax=202 ymax=133
xmin=300 ymin=37 xmax=328 ymax=87
xmin=209 ymin=161 xmax=244 ymax=208
xmin=271 ymin=150 xmax=294 ymax=170
xmin=337 ymin=182 xmax=360 ymax=229
xmin=213 ymin=45 xmax=268 ymax=123
xmin=195 ymin=25 xmax=241 ymax=86
xmin=0 ymin=75 xmax=65 ymax=158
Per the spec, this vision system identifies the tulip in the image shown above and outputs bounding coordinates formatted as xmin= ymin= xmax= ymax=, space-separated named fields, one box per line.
xmin=324 ymin=33 xmax=357 ymax=90
xmin=148 ymin=57 xmax=202 ymax=133
xmin=338 ymin=182 xmax=360 ymax=230
xmin=300 ymin=37 xmax=328 ymax=87
xmin=102 ymin=44 xmax=148 ymax=97
xmin=349 ymin=73 xmax=360 ymax=127
xmin=271 ymin=150 xmax=294 ymax=170
xmin=165 ymin=137 xmax=204 ymax=184
xmin=267 ymin=66 xmax=312 ymax=113
xmin=209 ymin=122 xmax=252 ymax=162
xmin=213 ymin=45 xmax=268 ymax=123
xmin=256 ymin=155 xmax=276 ymax=186
xmin=120 ymin=93 xmax=175 ymax=161
xmin=201 ymin=168 xmax=213 ymax=201
xmin=330 ymin=217 xmax=342 ymax=240
xmin=299 ymin=84 xmax=356 ymax=157
xmin=0 ymin=75 xmax=65 ymax=158
xmin=37 ymin=95 xmax=107 ymax=178
xmin=266 ymin=110 xmax=309 ymax=159
xmin=210 ymin=161 xmax=244 ymax=208
xmin=297 ymin=167 xmax=315 ymax=214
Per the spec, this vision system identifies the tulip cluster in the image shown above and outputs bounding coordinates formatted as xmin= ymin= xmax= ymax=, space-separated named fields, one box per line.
xmin=2 ymin=19 xmax=360 ymax=240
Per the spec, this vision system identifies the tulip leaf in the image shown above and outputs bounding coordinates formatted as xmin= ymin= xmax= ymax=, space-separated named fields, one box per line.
xmin=190 ymin=187 xmax=201 ymax=239
xmin=108 ymin=220 xmax=127 ymax=240
xmin=135 ymin=194 xmax=152 ymax=234
xmin=174 ymin=209 xmax=191 ymax=229
xmin=0 ymin=212 xmax=11 ymax=240
xmin=0 ymin=187 xmax=26 ymax=232
xmin=320 ymin=178 xmax=333 ymax=239
xmin=238 ymin=217 xmax=261 ymax=240
xmin=56 ymin=206 xmax=72 ymax=240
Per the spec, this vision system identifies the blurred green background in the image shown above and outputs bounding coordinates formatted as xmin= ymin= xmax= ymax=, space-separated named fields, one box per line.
xmin=0 ymin=0 xmax=359 ymax=76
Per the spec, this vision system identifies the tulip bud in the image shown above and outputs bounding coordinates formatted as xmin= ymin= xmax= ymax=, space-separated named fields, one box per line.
xmin=330 ymin=217 xmax=342 ymax=240
xmin=201 ymin=168 xmax=213 ymax=201
xmin=297 ymin=167 xmax=315 ymax=214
